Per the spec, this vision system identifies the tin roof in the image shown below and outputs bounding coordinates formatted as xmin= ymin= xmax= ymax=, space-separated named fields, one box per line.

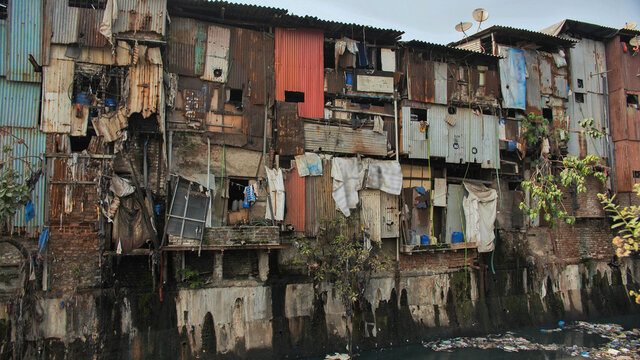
xmin=402 ymin=40 xmax=502 ymax=60
xmin=167 ymin=0 xmax=404 ymax=44
xmin=541 ymin=19 xmax=640 ymax=40
xmin=448 ymin=25 xmax=576 ymax=50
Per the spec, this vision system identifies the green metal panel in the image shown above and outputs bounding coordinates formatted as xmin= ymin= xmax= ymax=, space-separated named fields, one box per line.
xmin=194 ymin=22 xmax=207 ymax=76
xmin=7 ymin=0 xmax=42 ymax=83
xmin=0 ymin=77 xmax=41 ymax=128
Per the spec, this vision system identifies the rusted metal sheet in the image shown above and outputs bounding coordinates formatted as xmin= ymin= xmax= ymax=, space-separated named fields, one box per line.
xmin=48 ymin=0 xmax=79 ymax=44
xmin=201 ymin=25 xmax=231 ymax=83
xmin=539 ymin=55 xmax=553 ymax=95
xmin=434 ymin=61 xmax=448 ymax=105
xmin=41 ymin=56 xmax=74 ymax=133
xmin=165 ymin=17 xmax=206 ymax=76
xmin=0 ymin=127 xmax=46 ymax=236
xmin=113 ymin=0 xmax=166 ymax=36
xmin=244 ymin=102 xmax=266 ymax=152
xmin=128 ymin=47 xmax=163 ymax=119
xmin=304 ymin=123 xmax=388 ymax=156
xmin=614 ymin=141 xmax=640 ymax=193
xmin=7 ymin=0 xmax=42 ymax=82
xmin=305 ymin=159 xmax=335 ymax=237
xmin=276 ymin=102 xmax=303 ymax=156
xmin=77 ymin=7 xmax=108 ymax=48
xmin=523 ymin=49 xmax=542 ymax=115
xmin=407 ymin=52 xmax=427 ymax=102
xmin=0 ymin=77 xmax=41 ymax=128
xmin=284 ymin=164 xmax=305 ymax=232
xmin=606 ymin=35 xmax=640 ymax=93
xmin=324 ymin=69 xmax=345 ymax=94
xmin=275 ymin=27 xmax=324 ymax=118
xmin=228 ymin=27 xmax=274 ymax=105
xmin=361 ymin=189 xmax=381 ymax=243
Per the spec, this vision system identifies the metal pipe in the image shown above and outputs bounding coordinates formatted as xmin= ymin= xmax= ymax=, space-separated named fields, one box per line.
xmin=394 ymin=91 xmax=399 ymax=162
xmin=143 ymin=138 xmax=148 ymax=188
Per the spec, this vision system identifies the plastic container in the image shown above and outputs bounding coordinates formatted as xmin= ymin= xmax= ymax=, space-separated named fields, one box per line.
xmin=507 ymin=140 xmax=518 ymax=152
xmin=346 ymin=73 xmax=353 ymax=85
xmin=420 ymin=235 xmax=430 ymax=245
xmin=452 ymin=232 xmax=464 ymax=243
xmin=76 ymin=93 xmax=90 ymax=105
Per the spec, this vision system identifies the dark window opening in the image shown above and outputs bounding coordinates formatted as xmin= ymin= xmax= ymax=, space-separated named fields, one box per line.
xmin=633 ymin=170 xmax=640 ymax=179
xmin=68 ymin=0 xmax=106 ymax=9
xmin=183 ymin=252 xmax=214 ymax=281
xmin=0 ymin=1 xmax=8 ymax=20
xmin=285 ymin=91 xmax=305 ymax=103
xmin=324 ymin=41 xmax=335 ymax=68
xmin=542 ymin=108 xmax=553 ymax=123
xmin=227 ymin=88 xmax=243 ymax=110
xmin=410 ymin=108 xmax=427 ymax=122
xmin=577 ymin=79 xmax=584 ymax=88
xmin=228 ymin=179 xmax=249 ymax=212
xmin=627 ymin=93 xmax=639 ymax=109
xmin=575 ymin=93 xmax=585 ymax=103
xmin=480 ymin=37 xmax=493 ymax=54
xmin=508 ymin=182 xmax=521 ymax=191
xmin=448 ymin=106 xmax=457 ymax=115
xmin=223 ymin=250 xmax=259 ymax=279
xmin=73 ymin=64 xmax=127 ymax=118
xmin=507 ymin=109 xmax=516 ymax=118
xmin=69 ymin=130 xmax=95 ymax=152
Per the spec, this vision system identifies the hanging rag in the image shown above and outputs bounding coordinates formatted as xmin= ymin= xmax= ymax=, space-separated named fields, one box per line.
xmin=38 ymin=227 xmax=50 ymax=254
xmin=331 ymin=157 xmax=363 ymax=217
xmin=463 ymin=182 xmax=498 ymax=253
xmin=265 ymin=167 xmax=285 ymax=220
xmin=25 ymin=201 xmax=35 ymax=223
xmin=99 ymin=0 xmax=118 ymax=46
xmin=110 ymin=175 xmax=135 ymax=197
xmin=344 ymin=37 xmax=359 ymax=54
xmin=356 ymin=42 xmax=369 ymax=67
xmin=243 ymin=185 xmax=256 ymax=208
xmin=414 ymin=187 xmax=429 ymax=209
xmin=373 ymin=115 xmax=384 ymax=134
xmin=364 ymin=160 xmax=403 ymax=195
xmin=334 ymin=40 xmax=347 ymax=69
xmin=295 ymin=153 xmax=323 ymax=177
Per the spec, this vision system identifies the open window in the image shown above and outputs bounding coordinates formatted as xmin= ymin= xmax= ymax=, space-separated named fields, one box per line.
xmin=68 ymin=0 xmax=106 ymax=9
xmin=410 ymin=108 xmax=427 ymax=122
xmin=627 ymin=93 xmax=639 ymax=109
xmin=285 ymin=91 xmax=305 ymax=103
xmin=575 ymin=93 xmax=585 ymax=103
xmin=227 ymin=178 xmax=249 ymax=225
xmin=227 ymin=88 xmax=243 ymax=110
xmin=73 ymin=64 xmax=127 ymax=117
xmin=166 ymin=177 xmax=210 ymax=241
xmin=0 ymin=1 xmax=7 ymax=20
xmin=542 ymin=108 xmax=552 ymax=123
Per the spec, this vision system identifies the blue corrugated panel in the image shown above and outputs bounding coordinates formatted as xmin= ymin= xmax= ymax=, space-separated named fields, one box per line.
xmin=0 ymin=77 xmax=41 ymax=128
xmin=0 ymin=127 xmax=46 ymax=237
xmin=0 ymin=20 xmax=6 ymax=75
xmin=7 ymin=0 xmax=42 ymax=83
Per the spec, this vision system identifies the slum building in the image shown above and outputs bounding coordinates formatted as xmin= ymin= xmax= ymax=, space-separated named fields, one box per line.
xmin=0 ymin=1 xmax=638 ymax=358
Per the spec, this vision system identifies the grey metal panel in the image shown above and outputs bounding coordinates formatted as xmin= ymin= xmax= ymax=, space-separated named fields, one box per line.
xmin=434 ymin=61 xmax=448 ymax=105
xmin=446 ymin=109 xmax=469 ymax=164
xmin=457 ymin=39 xmax=482 ymax=53
xmin=7 ymin=0 xmax=42 ymax=82
xmin=482 ymin=113 xmax=500 ymax=169
xmin=553 ymin=74 xmax=568 ymax=99
xmin=445 ymin=184 xmax=465 ymax=244
xmin=0 ymin=20 xmax=6 ymax=75
xmin=49 ymin=0 xmax=79 ymax=44
xmin=523 ymin=49 xmax=541 ymax=114
xmin=566 ymin=92 xmax=606 ymax=158
xmin=0 ymin=128 xmax=46 ymax=236
xmin=539 ymin=55 xmax=553 ymax=95
xmin=427 ymin=105 xmax=448 ymax=158
xmin=304 ymin=123 xmax=388 ymax=156
xmin=0 ymin=77 xmax=41 ymax=128
xmin=113 ymin=0 xmax=166 ymax=36
xmin=569 ymin=38 xmax=606 ymax=95
xmin=402 ymin=106 xmax=428 ymax=159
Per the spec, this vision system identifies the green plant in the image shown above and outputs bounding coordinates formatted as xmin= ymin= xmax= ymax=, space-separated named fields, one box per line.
xmin=178 ymin=267 xmax=205 ymax=289
xmin=0 ymin=144 xmax=33 ymax=224
xmin=521 ymin=113 xmax=549 ymax=150
xmin=72 ymin=265 xmax=80 ymax=277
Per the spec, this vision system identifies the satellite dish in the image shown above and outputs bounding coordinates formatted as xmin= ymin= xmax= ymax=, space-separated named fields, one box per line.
xmin=455 ymin=22 xmax=473 ymax=37
xmin=624 ymin=22 xmax=638 ymax=30
xmin=472 ymin=8 xmax=490 ymax=31
xmin=630 ymin=36 xmax=640 ymax=47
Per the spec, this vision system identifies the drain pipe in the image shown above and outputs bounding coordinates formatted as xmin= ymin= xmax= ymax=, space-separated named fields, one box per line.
xmin=394 ymin=90 xmax=400 ymax=262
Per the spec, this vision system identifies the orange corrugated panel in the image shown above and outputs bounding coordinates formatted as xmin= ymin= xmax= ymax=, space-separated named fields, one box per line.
xmin=275 ymin=28 xmax=324 ymax=118
xmin=284 ymin=164 xmax=306 ymax=232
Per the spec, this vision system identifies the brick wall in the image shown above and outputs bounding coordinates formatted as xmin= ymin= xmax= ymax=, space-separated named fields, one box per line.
xmin=399 ymin=249 xmax=476 ymax=271
xmin=551 ymin=218 xmax=615 ymax=263
xmin=561 ymin=176 xmax=606 ymax=218
xmin=171 ymin=226 xmax=279 ymax=246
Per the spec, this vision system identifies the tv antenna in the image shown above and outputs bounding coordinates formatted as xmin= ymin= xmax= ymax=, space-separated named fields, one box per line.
xmin=630 ymin=36 xmax=640 ymax=47
xmin=472 ymin=8 xmax=490 ymax=32
xmin=455 ymin=21 xmax=473 ymax=38
xmin=623 ymin=22 xmax=638 ymax=30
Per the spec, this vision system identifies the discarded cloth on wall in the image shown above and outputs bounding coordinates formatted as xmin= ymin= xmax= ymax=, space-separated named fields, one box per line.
xmin=110 ymin=175 xmax=135 ymax=197
xmin=332 ymin=157 xmax=363 ymax=217
xmin=113 ymin=197 xmax=152 ymax=253
xmin=363 ymin=160 xmax=402 ymax=195
xmin=99 ymin=0 xmax=118 ymax=46
xmin=295 ymin=153 xmax=323 ymax=177
xmin=498 ymin=45 xmax=526 ymax=110
xmin=463 ymin=183 xmax=497 ymax=253
xmin=265 ymin=167 xmax=285 ymax=220
xmin=373 ymin=115 xmax=384 ymax=134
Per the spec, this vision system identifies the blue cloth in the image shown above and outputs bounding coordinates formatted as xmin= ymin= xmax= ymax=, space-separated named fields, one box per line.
xmin=25 ymin=201 xmax=35 ymax=223
xmin=38 ymin=227 xmax=49 ymax=254
xmin=243 ymin=186 xmax=256 ymax=208
xmin=415 ymin=186 xmax=426 ymax=195
xmin=356 ymin=42 xmax=368 ymax=67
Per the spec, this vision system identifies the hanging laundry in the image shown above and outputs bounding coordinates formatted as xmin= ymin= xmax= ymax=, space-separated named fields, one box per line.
xmin=373 ymin=115 xmax=384 ymax=134
xmin=344 ymin=37 xmax=359 ymax=54
xmin=265 ymin=167 xmax=285 ymax=220
xmin=351 ymin=114 xmax=363 ymax=130
xmin=243 ymin=185 xmax=256 ymax=208
xmin=364 ymin=160 xmax=403 ymax=195
xmin=295 ymin=153 xmax=323 ymax=177
xmin=463 ymin=183 xmax=498 ymax=253
xmin=24 ymin=201 xmax=35 ymax=223
xmin=331 ymin=157 xmax=363 ymax=217
xmin=356 ymin=42 xmax=369 ymax=67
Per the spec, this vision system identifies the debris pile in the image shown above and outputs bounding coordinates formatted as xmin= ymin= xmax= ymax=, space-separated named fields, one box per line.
xmin=424 ymin=321 xmax=640 ymax=359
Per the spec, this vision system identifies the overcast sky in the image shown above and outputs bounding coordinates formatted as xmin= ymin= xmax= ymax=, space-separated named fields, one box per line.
xmin=233 ymin=0 xmax=640 ymax=44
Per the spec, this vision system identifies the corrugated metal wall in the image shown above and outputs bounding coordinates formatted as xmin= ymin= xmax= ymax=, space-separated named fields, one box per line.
xmin=166 ymin=17 xmax=207 ymax=76
xmin=7 ymin=0 xmax=42 ymax=82
xmin=283 ymin=164 xmax=305 ymax=232
xmin=304 ymin=123 xmax=388 ymax=156
xmin=305 ymin=159 xmax=335 ymax=237
xmin=0 ymin=77 xmax=41 ymax=128
xmin=402 ymin=105 xmax=500 ymax=168
xmin=275 ymin=28 xmax=324 ymax=118
xmin=201 ymin=25 xmax=230 ymax=83
xmin=41 ymin=54 xmax=74 ymax=133
xmin=113 ymin=0 xmax=166 ymax=36
xmin=0 ymin=128 xmax=46 ymax=236
xmin=0 ymin=20 xmax=6 ymax=75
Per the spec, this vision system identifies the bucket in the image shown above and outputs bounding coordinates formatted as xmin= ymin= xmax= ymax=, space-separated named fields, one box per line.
xmin=420 ymin=235 xmax=430 ymax=245
xmin=452 ymin=232 xmax=464 ymax=243
xmin=507 ymin=140 xmax=518 ymax=152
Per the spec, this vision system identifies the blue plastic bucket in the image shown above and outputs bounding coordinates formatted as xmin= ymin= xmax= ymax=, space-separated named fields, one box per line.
xmin=420 ymin=235 xmax=430 ymax=245
xmin=452 ymin=232 xmax=464 ymax=243
xmin=507 ymin=140 xmax=518 ymax=152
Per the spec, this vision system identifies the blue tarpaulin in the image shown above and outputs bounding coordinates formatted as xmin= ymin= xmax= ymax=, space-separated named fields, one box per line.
xmin=498 ymin=46 xmax=526 ymax=110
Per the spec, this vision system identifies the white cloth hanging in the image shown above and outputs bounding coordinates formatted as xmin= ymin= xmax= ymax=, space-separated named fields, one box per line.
xmin=463 ymin=183 xmax=498 ymax=253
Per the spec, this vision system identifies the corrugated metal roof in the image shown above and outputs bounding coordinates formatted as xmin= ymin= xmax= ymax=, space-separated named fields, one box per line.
xmin=0 ymin=127 xmax=46 ymax=237
xmin=304 ymin=122 xmax=388 ymax=156
xmin=7 ymin=0 xmax=42 ymax=83
xmin=541 ymin=19 xmax=630 ymax=40
xmin=275 ymin=27 xmax=324 ymax=119
xmin=449 ymin=25 xmax=576 ymax=50
xmin=0 ymin=77 xmax=41 ymax=128
xmin=402 ymin=40 xmax=502 ymax=60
